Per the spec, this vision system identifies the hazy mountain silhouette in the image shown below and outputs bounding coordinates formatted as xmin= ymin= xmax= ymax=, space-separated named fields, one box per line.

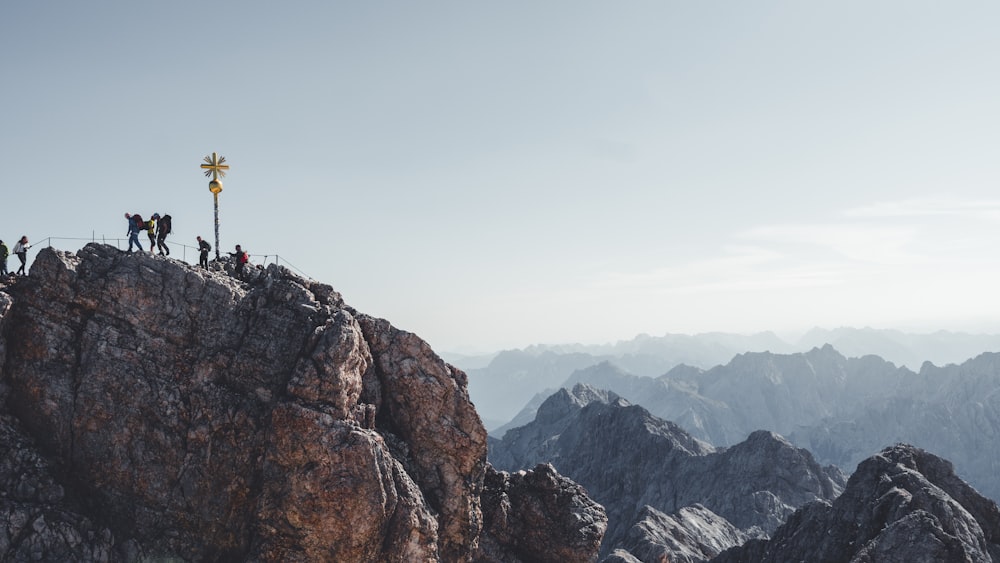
xmin=463 ymin=328 xmax=1000 ymax=431
xmin=553 ymin=346 xmax=1000 ymax=503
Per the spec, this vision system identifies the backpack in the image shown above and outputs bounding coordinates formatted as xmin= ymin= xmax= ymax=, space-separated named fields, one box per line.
xmin=239 ymin=251 xmax=248 ymax=264
xmin=160 ymin=215 xmax=172 ymax=235
xmin=133 ymin=215 xmax=144 ymax=230
xmin=204 ymin=241 xmax=211 ymax=251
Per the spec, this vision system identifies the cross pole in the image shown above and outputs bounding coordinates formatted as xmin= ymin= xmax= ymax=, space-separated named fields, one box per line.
xmin=201 ymin=152 xmax=229 ymax=260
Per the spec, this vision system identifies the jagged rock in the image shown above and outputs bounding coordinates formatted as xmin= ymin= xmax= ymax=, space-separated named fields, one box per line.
xmin=478 ymin=464 xmax=607 ymax=563
xmin=602 ymin=550 xmax=643 ymax=563
xmin=713 ymin=444 xmax=1000 ymax=563
xmin=613 ymin=504 xmax=750 ymax=563
xmin=0 ymin=411 xmax=120 ymax=561
xmin=357 ymin=314 xmax=489 ymax=561
xmin=488 ymin=386 xmax=622 ymax=470
xmin=0 ymin=244 xmax=602 ymax=562
xmin=491 ymin=384 xmax=844 ymax=560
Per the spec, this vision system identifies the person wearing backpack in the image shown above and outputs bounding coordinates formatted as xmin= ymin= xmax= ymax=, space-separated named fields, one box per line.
xmin=230 ymin=244 xmax=248 ymax=278
xmin=145 ymin=215 xmax=157 ymax=252
xmin=154 ymin=213 xmax=172 ymax=256
xmin=0 ymin=240 xmax=9 ymax=276
xmin=12 ymin=236 xmax=30 ymax=275
xmin=125 ymin=213 xmax=143 ymax=253
xmin=197 ymin=236 xmax=211 ymax=268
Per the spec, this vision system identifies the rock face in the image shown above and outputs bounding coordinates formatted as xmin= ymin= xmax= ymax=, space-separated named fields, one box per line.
xmin=613 ymin=505 xmax=750 ymax=563
xmin=478 ymin=464 xmax=607 ymax=563
xmin=713 ymin=444 xmax=1000 ymax=563
xmin=0 ymin=244 xmax=605 ymax=562
xmin=490 ymin=384 xmax=845 ymax=560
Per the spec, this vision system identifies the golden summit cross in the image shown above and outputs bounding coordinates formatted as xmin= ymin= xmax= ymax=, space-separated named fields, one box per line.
xmin=201 ymin=152 xmax=229 ymax=181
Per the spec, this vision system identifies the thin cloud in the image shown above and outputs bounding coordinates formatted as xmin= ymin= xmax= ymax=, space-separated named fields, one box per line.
xmin=578 ymin=196 xmax=1000 ymax=305
xmin=846 ymin=197 xmax=1000 ymax=220
xmin=739 ymin=223 xmax=924 ymax=265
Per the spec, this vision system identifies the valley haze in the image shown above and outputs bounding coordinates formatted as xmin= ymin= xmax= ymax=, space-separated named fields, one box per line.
xmin=462 ymin=328 xmax=1000 ymax=501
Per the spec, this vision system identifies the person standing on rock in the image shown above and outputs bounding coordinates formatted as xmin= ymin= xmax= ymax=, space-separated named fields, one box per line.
xmin=155 ymin=213 xmax=172 ymax=256
xmin=197 ymin=236 xmax=211 ymax=268
xmin=125 ymin=213 xmax=143 ymax=253
xmin=145 ymin=214 xmax=157 ymax=252
xmin=0 ymin=240 xmax=9 ymax=276
xmin=12 ymin=236 xmax=30 ymax=275
xmin=230 ymin=244 xmax=248 ymax=277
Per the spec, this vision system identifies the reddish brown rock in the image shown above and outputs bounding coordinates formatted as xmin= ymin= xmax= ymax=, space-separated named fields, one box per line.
xmin=0 ymin=244 xmax=604 ymax=562
xmin=477 ymin=463 xmax=607 ymax=563
xmin=358 ymin=314 xmax=489 ymax=561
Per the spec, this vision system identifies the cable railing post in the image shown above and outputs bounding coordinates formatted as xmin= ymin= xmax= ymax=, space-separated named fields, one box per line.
xmin=24 ymin=236 xmax=315 ymax=281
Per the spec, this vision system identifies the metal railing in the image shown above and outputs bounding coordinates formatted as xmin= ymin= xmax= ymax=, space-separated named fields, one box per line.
xmin=33 ymin=236 xmax=314 ymax=280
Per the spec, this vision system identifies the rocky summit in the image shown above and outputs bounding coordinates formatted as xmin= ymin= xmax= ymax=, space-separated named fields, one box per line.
xmin=0 ymin=244 xmax=605 ymax=562
xmin=713 ymin=444 xmax=1000 ymax=563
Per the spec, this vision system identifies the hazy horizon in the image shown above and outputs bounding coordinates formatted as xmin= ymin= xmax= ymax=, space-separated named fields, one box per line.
xmin=444 ymin=323 xmax=1000 ymax=358
xmin=4 ymin=2 xmax=999 ymax=353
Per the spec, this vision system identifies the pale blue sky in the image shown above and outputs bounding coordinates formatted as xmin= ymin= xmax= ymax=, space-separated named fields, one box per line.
xmin=3 ymin=2 xmax=999 ymax=352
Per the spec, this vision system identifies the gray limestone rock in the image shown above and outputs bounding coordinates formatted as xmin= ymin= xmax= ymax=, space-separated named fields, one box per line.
xmin=478 ymin=463 xmax=607 ymax=563
xmin=713 ymin=444 xmax=1000 ymax=563
xmin=614 ymin=504 xmax=750 ymax=563
xmin=491 ymin=384 xmax=844 ymax=560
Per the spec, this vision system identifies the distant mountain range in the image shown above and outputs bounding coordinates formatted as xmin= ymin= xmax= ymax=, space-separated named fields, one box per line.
xmin=490 ymin=384 xmax=1000 ymax=562
xmin=489 ymin=385 xmax=846 ymax=560
xmin=507 ymin=345 xmax=1000 ymax=503
xmin=459 ymin=327 xmax=1000 ymax=429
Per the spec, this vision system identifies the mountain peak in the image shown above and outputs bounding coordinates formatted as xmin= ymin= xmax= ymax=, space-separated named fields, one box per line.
xmin=715 ymin=444 xmax=1000 ymax=562
xmin=0 ymin=244 xmax=604 ymax=561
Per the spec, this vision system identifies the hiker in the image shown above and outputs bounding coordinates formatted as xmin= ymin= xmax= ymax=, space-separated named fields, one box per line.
xmin=146 ymin=214 xmax=156 ymax=252
xmin=0 ymin=240 xmax=8 ymax=276
xmin=197 ymin=236 xmax=211 ymax=268
xmin=155 ymin=213 xmax=172 ymax=256
xmin=125 ymin=213 xmax=143 ymax=253
xmin=230 ymin=244 xmax=248 ymax=277
xmin=12 ymin=236 xmax=30 ymax=275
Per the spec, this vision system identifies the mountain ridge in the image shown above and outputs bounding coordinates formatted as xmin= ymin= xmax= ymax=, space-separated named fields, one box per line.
xmin=465 ymin=328 xmax=1000 ymax=429
xmin=490 ymin=384 xmax=846 ymax=559
xmin=516 ymin=346 xmax=1000 ymax=502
